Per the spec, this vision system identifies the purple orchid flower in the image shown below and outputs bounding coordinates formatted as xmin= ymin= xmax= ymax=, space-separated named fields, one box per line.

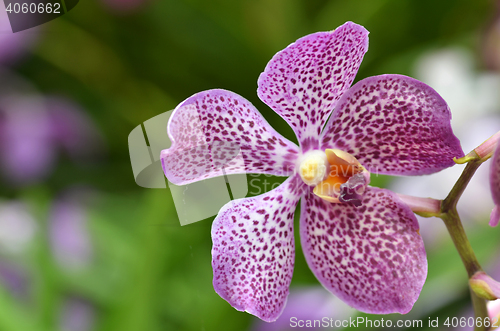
xmin=490 ymin=141 xmax=500 ymax=226
xmin=161 ymin=22 xmax=464 ymax=321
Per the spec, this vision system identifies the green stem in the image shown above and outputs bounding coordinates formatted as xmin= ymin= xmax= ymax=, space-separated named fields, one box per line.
xmin=442 ymin=159 xmax=481 ymax=212
xmin=441 ymin=210 xmax=481 ymax=277
xmin=470 ymin=287 xmax=490 ymax=328
xmin=439 ymin=158 xmax=489 ymax=330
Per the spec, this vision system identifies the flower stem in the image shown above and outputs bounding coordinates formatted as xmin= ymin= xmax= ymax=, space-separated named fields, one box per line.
xmin=470 ymin=287 xmax=490 ymax=329
xmin=440 ymin=209 xmax=482 ymax=277
xmin=440 ymin=159 xmax=488 ymax=330
xmin=441 ymin=160 xmax=482 ymax=212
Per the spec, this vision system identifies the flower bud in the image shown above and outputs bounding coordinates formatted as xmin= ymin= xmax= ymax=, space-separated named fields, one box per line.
xmin=470 ymin=271 xmax=500 ymax=300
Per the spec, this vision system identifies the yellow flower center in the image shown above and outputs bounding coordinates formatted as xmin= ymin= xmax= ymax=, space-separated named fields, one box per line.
xmin=298 ymin=149 xmax=367 ymax=203
xmin=297 ymin=150 xmax=329 ymax=186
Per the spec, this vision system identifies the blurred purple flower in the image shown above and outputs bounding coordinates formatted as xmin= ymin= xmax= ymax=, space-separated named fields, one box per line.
xmin=0 ymin=96 xmax=55 ymax=184
xmin=0 ymin=260 xmax=30 ymax=300
xmin=46 ymin=97 xmax=105 ymax=162
xmin=0 ymin=94 xmax=104 ymax=186
xmin=251 ymin=287 xmax=354 ymax=331
xmin=0 ymin=3 xmax=39 ymax=64
xmin=59 ymin=297 xmax=95 ymax=331
xmin=49 ymin=192 xmax=92 ymax=270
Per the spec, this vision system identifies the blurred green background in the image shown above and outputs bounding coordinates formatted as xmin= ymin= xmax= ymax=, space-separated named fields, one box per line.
xmin=1 ymin=0 xmax=500 ymax=330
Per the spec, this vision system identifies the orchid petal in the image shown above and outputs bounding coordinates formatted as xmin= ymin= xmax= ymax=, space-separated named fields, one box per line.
xmin=161 ymin=89 xmax=299 ymax=185
xmin=300 ymin=186 xmax=427 ymax=314
xmin=321 ymin=74 xmax=464 ymax=175
xmin=211 ymin=175 xmax=305 ymax=322
xmin=490 ymin=141 xmax=500 ymax=226
xmin=257 ymin=22 xmax=369 ymax=151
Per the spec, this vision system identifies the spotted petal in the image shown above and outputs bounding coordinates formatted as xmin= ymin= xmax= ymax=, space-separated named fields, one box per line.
xmin=161 ymin=89 xmax=299 ymax=185
xmin=321 ymin=74 xmax=464 ymax=175
xmin=490 ymin=142 xmax=500 ymax=226
xmin=257 ymin=22 xmax=369 ymax=152
xmin=211 ymin=175 xmax=305 ymax=322
xmin=300 ymin=186 xmax=427 ymax=314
